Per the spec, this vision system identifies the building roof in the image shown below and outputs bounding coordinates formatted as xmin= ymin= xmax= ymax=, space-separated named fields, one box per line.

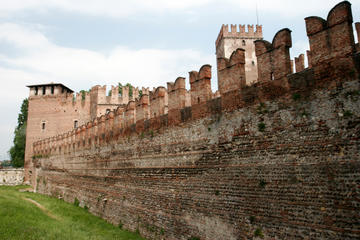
xmin=26 ymin=83 xmax=74 ymax=93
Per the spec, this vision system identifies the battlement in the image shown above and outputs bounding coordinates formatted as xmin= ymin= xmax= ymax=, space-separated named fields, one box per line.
xmin=217 ymin=48 xmax=246 ymax=95
xmin=216 ymin=24 xmax=263 ymax=48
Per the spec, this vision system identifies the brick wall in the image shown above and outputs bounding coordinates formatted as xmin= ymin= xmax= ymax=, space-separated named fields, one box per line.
xmin=28 ymin=1 xmax=360 ymax=239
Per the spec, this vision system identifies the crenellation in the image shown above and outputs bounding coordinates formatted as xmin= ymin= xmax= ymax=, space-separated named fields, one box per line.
xmin=305 ymin=1 xmax=357 ymax=84
xmin=217 ymin=48 xmax=246 ymax=95
xmin=124 ymin=101 xmax=136 ymax=128
xmin=150 ymin=87 xmax=167 ymax=118
xmin=25 ymin=2 xmax=360 ymax=239
xmin=135 ymin=94 xmax=150 ymax=122
xmin=255 ymin=28 xmax=292 ymax=85
xmin=189 ymin=65 xmax=212 ymax=106
xmin=295 ymin=53 xmax=305 ymax=72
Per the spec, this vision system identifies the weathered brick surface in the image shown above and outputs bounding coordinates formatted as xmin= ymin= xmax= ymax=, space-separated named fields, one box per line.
xmin=295 ymin=54 xmax=305 ymax=72
xmin=33 ymin=77 xmax=360 ymax=240
xmin=28 ymin=2 xmax=360 ymax=239
xmin=217 ymin=48 xmax=246 ymax=95
xmin=189 ymin=65 xmax=213 ymax=106
xmin=255 ymin=28 xmax=292 ymax=85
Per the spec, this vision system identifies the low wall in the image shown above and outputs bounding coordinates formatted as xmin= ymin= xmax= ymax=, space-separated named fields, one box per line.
xmin=0 ymin=169 xmax=24 ymax=186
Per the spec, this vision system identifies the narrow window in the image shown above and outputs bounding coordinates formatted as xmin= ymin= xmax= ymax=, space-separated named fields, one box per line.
xmin=42 ymin=122 xmax=46 ymax=130
xmin=242 ymin=40 xmax=246 ymax=46
xmin=106 ymin=109 xmax=110 ymax=114
xmin=74 ymin=120 xmax=78 ymax=129
xmin=197 ymin=97 xmax=200 ymax=104
xmin=271 ymin=72 xmax=275 ymax=81
xmin=42 ymin=87 xmax=46 ymax=95
xmin=252 ymin=61 xmax=255 ymax=66
xmin=61 ymin=87 xmax=65 ymax=94
xmin=51 ymin=86 xmax=54 ymax=94
xmin=35 ymin=87 xmax=38 ymax=95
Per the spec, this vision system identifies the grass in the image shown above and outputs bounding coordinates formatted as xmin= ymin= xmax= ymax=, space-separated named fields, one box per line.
xmin=0 ymin=185 xmax=145 ymax=240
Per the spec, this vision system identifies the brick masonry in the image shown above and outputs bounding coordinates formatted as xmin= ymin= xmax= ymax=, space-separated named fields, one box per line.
xmin=27 ymin=1 xmax=360 ymax=239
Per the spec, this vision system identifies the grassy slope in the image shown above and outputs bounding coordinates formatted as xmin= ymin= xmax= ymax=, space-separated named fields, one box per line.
xmin=0 ymin=186 xmax=145 ymax=240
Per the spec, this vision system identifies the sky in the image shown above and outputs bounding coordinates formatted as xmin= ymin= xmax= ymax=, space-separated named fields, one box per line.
xmin=0 ymin=0 xmax=359 ymax=160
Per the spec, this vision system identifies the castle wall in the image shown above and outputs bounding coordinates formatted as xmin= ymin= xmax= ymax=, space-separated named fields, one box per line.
xmin=27 ymin=2 xmax=360 ymax=239
xmin=34 ymin=77 xmax=360 ymax=239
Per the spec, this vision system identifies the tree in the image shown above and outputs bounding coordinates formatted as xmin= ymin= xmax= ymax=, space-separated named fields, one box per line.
xmin=9 ymin=98 xmax=28 ymax=168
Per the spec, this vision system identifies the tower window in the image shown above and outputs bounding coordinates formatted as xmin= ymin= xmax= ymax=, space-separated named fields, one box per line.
xmin=42 ymin=122 xmax=46 ymax=130
xmin=51 ymin=86 xmax=54 ymax=94
xmin=106 ymin=109 xmax=110 ymax=114
xmin=42 ymin=87 xmax=46 ymax=95
xmin=197 ymin=97 xmax=200 ymax=104
xmin=242 ymin=40 xmax=246 ymax=46
xmin=252 ymin=61 xmax=255 ymax=66
xmin=74 ymin=120 xmax=78 ymax=129
xmin=62 ymin=87 xmax=65 ymax=93
xmin=35 ymin=87 xmax=38 ymax=95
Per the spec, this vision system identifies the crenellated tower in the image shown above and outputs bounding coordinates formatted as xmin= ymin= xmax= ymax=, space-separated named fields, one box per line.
xmin=216 ymin=24 xmax=263 ymax=85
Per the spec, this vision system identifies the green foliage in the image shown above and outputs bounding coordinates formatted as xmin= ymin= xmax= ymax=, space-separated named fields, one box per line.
xmin=139 ymin=132 xmax=144 ymax=139
xmin=0 ymin=185 xmax=144 ymax=240
xmin=215 ymin=190 xmax=220 ymax=196
xmin=343 ymin=110 xmax=353 ymax=118
xmin=254 ymin=228 xmax=264 ymax=238
xmin=257 ymin=103 xmax=268 ymax=114
xmin=80 ymin=90 xmax=87 ymax=100
xmin=118 ymin=221 xmax=123 ymax=229
xmin=149 ymin=130 xmax=154 ymax=138
xmin=259 ymin=179 xmax=267 ymax=188
xmin=139 ymin=90 xmax=143 ymax=98
xmin=9 ymin=98 xmax=28 ymax=168
xmin=118 ymin=83 xmax=123 ymax=95
xmin=258 ymin=122 xmax=266 ymax=132
xmin=108 ymin=89 xmax=112 ymax=96
xmin=292 ymin=93 xmax=301 ymax=101
xmin=188 ymin=237 xmax=200 ymax=240
xmin=344 ymin=90 xmax=360 ymax=101
xmin=74 ymin=198 xmax=80 ymax=207
xmin=126 ymin=83 xmax=133 ymax=97
xmin=0 ymin=160 xmax=11 ymax=167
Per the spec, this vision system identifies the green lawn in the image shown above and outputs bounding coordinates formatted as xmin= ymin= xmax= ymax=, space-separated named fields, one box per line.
xmin=0 ymin=185 xmax=145 ymax=240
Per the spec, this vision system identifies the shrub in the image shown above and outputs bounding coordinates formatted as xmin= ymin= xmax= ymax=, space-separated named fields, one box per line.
xmin=73 ymin=198 xmax=80 ymax=207
xmin=254 ymin=228 xmax=264 ymax=238
xmin=258 ymin=122 xmax=266 ymax=132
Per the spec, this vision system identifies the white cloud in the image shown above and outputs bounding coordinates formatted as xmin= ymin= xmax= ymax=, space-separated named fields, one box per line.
xmin=0 ymin=0 xmax=351 ymax=18
xmin=0 ymin=0 xmax=212 ymax=18
xmin=0 ymin=23 xmax=214 ymax=93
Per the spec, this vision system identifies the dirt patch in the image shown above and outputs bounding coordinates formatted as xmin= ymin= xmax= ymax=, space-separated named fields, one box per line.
xmin=23 ymin=197 xmax=60 ymax=220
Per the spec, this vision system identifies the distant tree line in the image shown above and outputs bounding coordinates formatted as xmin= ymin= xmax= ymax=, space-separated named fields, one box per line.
xmin=8 ymin=98 xmax=28 ymax=168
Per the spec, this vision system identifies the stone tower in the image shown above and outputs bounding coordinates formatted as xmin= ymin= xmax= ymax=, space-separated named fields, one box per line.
xmin=216 ymin=24 xmax=263 ymax=85
xmin=24 ymin=83 xmax=92 ymax=184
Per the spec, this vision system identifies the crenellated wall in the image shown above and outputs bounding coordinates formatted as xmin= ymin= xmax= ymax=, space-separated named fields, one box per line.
xmin=28 ymin=1 xmax=360 ymax=240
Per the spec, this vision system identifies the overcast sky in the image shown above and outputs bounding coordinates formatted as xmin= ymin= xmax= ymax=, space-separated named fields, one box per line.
xmin=0 ymin=0 xmax=359 ymax=160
